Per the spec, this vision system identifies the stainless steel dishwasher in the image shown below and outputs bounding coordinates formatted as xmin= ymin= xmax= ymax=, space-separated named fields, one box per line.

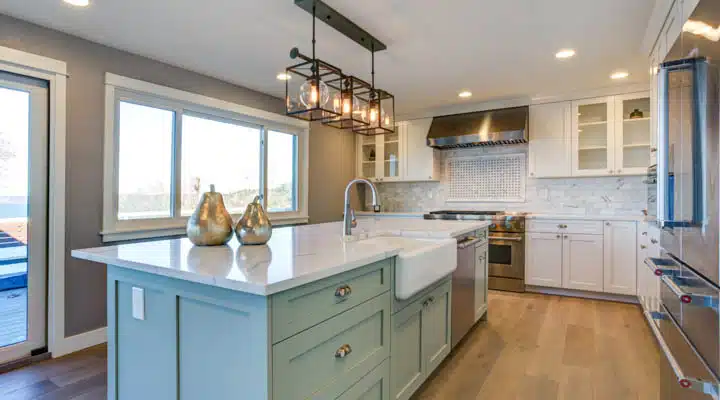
xmin=451 ymin=233 xmax=482 ymax=348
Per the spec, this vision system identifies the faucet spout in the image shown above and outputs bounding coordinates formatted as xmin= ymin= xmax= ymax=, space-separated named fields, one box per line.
xmin=343 ymin=178 xmax=380 ymax=236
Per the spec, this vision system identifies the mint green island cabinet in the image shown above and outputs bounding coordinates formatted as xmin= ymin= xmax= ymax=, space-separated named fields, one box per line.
xmin=70 ymin=221 xmax=488 ymax=400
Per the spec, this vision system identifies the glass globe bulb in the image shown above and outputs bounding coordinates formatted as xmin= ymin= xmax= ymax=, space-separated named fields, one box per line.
xmin=299 ymin=79 xmax=329 ymax=108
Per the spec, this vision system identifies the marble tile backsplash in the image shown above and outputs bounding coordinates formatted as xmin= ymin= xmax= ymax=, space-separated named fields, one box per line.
xmin=365 ymin=146 xmax=648 ymax=217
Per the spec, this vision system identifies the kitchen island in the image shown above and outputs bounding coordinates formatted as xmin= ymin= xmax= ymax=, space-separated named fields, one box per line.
xmin=72 ymin=218 xmax=490 ymax=400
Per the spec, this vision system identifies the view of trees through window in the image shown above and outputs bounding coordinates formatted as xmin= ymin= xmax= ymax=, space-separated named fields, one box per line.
xmin=116 ymin=100 xmax=298 ymax=221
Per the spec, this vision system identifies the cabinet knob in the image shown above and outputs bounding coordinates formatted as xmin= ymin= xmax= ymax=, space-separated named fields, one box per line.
xmin=556 ymin=234 xmax=561 ymax=239
xmin=651 ymin=238 xmax=658 ymax=244
xmin=428 ymin=176 xmax=432 ymax=179
xmin=642 ymin=232 xmax=648 ymax=236
xmin=335 ymin=285 xmax=352 ymax=299
xmin=618 ymin=169 xmax=623 ymax=173
xmin=335 ymin=344 xmax=352 ymax=358
xmin=564 ymin=235 xmax=569 ymax=240
xmin=641 ymin=245 xmax=648 ymax=249
xmin=606 ymin=222 xmax=611 ymax=226
xmin=530 ymin=172 xmax=535 ymax=176
xmin=650 ymin=147 xmax=658 ymax=153
xmin=608 ymin=169 xmax=613 ymax=174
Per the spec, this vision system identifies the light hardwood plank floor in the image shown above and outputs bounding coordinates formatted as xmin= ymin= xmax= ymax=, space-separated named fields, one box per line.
xmin=414 ymin=291 xmax=661 ymax=400
xmin=0 ymin=291 xmax=660 ymax=399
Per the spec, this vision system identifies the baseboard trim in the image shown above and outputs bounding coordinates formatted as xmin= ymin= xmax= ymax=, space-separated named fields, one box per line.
xmin=525 ymin=285 xmax=639 ymax=304
xmin=52 ymin=327 xmax=107 ymax=358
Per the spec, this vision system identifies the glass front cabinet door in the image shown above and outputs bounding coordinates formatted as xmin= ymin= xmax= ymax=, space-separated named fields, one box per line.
xmin=356 ymin=126 xmax=404 ymax=182
xmin=614 ymin=93 xmax=652 ymax=176
xmin=571 ymin=97 xmax=615 ymax=176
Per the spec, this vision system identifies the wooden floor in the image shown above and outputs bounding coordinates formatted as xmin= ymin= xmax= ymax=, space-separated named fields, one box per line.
xmin=415 ymin=291 xmax=661 ymax=400
xmin=0 ymin=291 xmax=660 ymax=400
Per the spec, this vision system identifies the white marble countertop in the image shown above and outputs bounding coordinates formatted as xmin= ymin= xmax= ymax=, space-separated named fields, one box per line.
xmin=358 ymin=211 xmax=646 ymax=222
xmin=72 ymin=218 xmax=489 ymax=296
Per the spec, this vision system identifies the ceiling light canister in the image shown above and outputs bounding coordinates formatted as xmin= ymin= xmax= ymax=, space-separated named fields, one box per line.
xmin=64 ymin=0 xmax=90 ymax=6
xmin=611 ymin=71 xmax=630 ymax=80
xmin=555 ymin=49 xmax=576 ymax=59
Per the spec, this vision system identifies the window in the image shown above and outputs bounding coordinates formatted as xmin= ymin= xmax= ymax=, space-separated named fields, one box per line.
xmin=103 ymin=74 xmax=309 ymax=242
xmin=117 ymin=101 xmax=174 ymax=220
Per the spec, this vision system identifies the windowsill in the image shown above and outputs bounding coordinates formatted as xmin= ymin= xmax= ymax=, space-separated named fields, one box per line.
xmin=100 ymin=215 xmax=309 ymax=243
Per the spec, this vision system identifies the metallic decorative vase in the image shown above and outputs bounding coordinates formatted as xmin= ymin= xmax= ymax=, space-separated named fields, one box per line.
xmin=186 ymin=184 xmax=234 ymax=246
xmin=235 ymin=195 xmax=272 ymax=245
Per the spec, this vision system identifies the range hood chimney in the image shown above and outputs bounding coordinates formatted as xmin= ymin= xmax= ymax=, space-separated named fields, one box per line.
xmin=426 ymin=106 xmax=529 ymax=149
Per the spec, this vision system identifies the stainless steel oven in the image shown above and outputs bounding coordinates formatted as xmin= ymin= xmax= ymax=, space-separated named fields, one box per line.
xmin=487 ymin=231 xmax=525 ymax=292
xmin=424 ymin=211 xmax=526 ymax=292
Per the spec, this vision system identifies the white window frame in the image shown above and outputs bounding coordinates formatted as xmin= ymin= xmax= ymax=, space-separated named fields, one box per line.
xmin=102 ymin=73 xmax=309 ymax=242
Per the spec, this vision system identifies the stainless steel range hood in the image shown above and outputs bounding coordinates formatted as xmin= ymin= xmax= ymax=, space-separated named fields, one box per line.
xmin=426 ymin=106 xmax=529 ymax=148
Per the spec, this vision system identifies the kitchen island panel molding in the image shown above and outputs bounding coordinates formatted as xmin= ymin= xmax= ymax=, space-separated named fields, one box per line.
xmin=107 ymin=265 xmax=271 ymax=400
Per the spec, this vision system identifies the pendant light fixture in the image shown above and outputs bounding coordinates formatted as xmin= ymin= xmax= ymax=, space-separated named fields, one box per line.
xmin=352 ymin=44 xmax=395 ymax=136
xmin=285 ymin=2 xmax=343 ymax=121
xmin=286 ymin=0 xmax=395 ymax=135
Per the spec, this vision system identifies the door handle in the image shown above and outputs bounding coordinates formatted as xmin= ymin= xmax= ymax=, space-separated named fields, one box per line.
xmin=488 ymin=236 xmax=522 ymax=242
xmin=647 ymin=308 xmax=720 ymax=396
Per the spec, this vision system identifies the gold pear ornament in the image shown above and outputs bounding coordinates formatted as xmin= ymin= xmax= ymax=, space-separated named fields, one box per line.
xmin=235 ymin=195 xmax=273 ymax=245
xmin=186 ymin=184 xmax=234 ymax=246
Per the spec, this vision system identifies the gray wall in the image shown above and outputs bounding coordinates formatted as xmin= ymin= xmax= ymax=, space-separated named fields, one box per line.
xmin=0 ymin=14 xmax=288 ymax=337
xmin=307 ymin=122 xmax=361 ymax=224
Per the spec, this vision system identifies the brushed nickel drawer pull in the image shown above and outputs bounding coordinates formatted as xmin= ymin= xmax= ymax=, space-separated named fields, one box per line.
xmin=335 ymin=344 xmax=352 ymax=358
xmin=335 ymin=285 xmax=352 ymax=299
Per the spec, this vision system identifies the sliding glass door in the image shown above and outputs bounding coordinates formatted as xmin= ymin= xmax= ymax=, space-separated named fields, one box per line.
xmin=0 ymin=71 xmax=48 ymax=364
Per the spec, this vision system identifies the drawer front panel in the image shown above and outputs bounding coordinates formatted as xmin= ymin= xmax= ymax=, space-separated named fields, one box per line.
xmin=337 ymin=360 xmax=390 ymax=400
xmin=273 ymin=293 xmax=391 ymax=400
xmin=272 ymin=259 xmax=391 ymax=343
xmin=527 ymin=219 xmax=604 ymax=235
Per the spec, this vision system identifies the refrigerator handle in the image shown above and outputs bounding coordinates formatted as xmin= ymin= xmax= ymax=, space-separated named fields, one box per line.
xmin=647 ymin=308 xmax=720 ymax=397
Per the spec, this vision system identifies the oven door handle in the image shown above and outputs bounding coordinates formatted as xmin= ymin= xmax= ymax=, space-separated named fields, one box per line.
xmin=488 ymin=236 xmax=523 ymax=242
xmin=647 ymin=308 xmax=720 ymax=398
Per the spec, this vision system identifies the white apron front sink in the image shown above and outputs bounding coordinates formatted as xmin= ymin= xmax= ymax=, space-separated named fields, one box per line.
xmin=357 ymin=236 xmax=457 ymax=300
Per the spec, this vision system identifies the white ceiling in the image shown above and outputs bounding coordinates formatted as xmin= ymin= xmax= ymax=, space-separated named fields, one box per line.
xmin=0 ymin=0 xmax=655 ymax=116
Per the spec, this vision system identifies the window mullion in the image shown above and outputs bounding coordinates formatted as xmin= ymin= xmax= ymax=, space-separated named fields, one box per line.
xmin=172 ymin=108 xmax=183 ymax=219
xmin=261 ymin=127 xmax=269 ymax=209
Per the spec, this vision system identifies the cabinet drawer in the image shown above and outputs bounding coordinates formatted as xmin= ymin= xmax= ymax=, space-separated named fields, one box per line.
xmin=272 ymin=293 xmax=391 ymax=400
xmin=337 ymin=360 xmax=390 ymax=400
xmin=272 ymin=259 xmax=391 ymax=343
xmin=527 ymin=219 xmax=603 ymax=235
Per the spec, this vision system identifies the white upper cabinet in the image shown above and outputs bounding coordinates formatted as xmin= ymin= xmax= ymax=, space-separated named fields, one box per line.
xmin=603 ymin=221 xmax=638 ymax=295
xmin=571 ymin=96 xmax=616 ymax=176
xmin=528 ymin=102 xmax=572 ymax=178
xmin=614 ymin=93 xmax=653 ymax=176
xmin=567 ymin=93 xmax=651 ymax=177
xmin=356 ymin=118 xmax=437 ymax=182
xmin=404 ymin=118 xmax=437 ymax=182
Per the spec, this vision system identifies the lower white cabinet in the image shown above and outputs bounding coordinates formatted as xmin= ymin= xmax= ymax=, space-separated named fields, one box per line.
xmin=562 ymin=234 xmax=604 ymax=292
xmin=603 ymin=221 xmax=638 ymax=295
xmin=527 ymin=219 xmax=639 ymax=296
xmin=526 ymin=233 xmax=563 ymax=288
xmin=474 ymin=242 xmax=488 ymax=322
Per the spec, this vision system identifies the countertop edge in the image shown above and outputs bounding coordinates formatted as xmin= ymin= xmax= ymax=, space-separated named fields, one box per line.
xmin=72 ymin=248 xmax=403 ymax=296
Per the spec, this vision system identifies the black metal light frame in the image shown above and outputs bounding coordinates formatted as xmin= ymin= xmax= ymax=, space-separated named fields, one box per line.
xmin=286 ymin=0 xmax=395 ymax=134
xmin=322 ymin=75 xmax=372 ymax=130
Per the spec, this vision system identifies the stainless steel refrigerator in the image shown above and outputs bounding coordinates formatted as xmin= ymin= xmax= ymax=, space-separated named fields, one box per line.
xmin=646 ymin=0 xmax=720 ymax=398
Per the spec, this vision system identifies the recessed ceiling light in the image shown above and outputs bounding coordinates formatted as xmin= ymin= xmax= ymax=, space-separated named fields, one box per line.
xmin=555 ymin=49 xmax=576 ymax=59
xmin=458 ymin=91 xmax=472 ymax=98
xmin=276 ymin=73 xmax=291 ymax=81
xmin=611 ymin=71 xmax=630 ymax=80
xmin=64 ymin=0 xmax=89 ymax=6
